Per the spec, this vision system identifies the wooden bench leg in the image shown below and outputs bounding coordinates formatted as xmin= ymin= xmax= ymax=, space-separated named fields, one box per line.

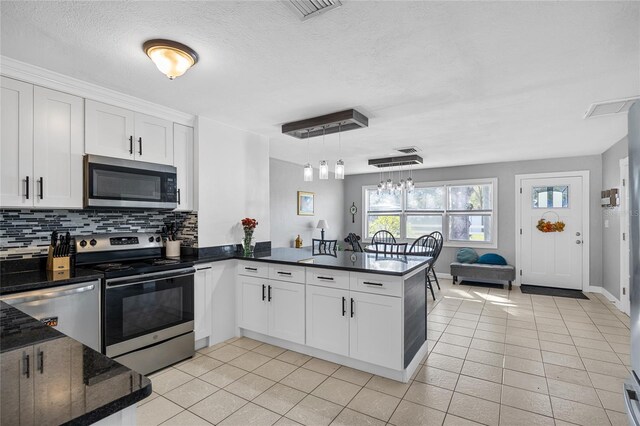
xmin=452 ymin=275 xmax=457 ymax=285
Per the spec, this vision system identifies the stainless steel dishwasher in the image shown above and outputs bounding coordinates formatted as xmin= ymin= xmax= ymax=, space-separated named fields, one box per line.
xmin=0 ymin=280 xmax=101 ymax=351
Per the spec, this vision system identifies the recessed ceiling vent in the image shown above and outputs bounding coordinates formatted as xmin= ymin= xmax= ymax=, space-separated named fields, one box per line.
xmin=284 ymin=0 xmax=342 ymax=21
xmin=395 ymin=146 xmax=420 ymax=154
xmin=368 ymin=155 xmax=423 ymax=168
xmin=584 ymin=97 xmax=639 ymax=119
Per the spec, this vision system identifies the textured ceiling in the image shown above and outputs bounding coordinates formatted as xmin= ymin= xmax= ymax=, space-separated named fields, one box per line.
xmin=1 ymin=1 xmax=638 ymax=174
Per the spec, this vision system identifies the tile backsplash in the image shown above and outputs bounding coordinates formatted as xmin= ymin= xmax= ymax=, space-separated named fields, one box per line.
xmin=1 ymin=209 xmax=198 ymax=259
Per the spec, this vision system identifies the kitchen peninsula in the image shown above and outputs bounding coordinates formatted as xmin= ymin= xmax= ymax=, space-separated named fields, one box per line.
xmin=231 ymin=248 xmax=431 ymax=383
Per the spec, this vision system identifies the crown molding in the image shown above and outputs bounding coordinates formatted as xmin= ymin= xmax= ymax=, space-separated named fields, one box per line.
xmin=0 ymin=56 xmax=195 ymax=126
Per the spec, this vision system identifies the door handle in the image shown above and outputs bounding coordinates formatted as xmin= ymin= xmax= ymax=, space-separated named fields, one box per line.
xmin=138 ymin=137 xmax=142 ymax=156
xmin=25 ymin=176 xmax=29 ymax=199
xmin=38 ymin=177 xmax=43 ymax=199
xmin=576 ymin=240 xmax=582 ymax=244
xmin=262 ymin=284 xmax=266 ymax=301
xmin=22 ymin=353 xmax=30 ymax=378
xmin=129 ymin=136 xmax=133 ymax=154
xmin=576 ymin=232 xmax=581 ymax=236
xmin=177 ymin=188 xmax=181 ymax=205
xmin=37 ymin=350 xmax=44 ymax=374
xmin=0 ymin=282 xmax=95 ymax=304
xmin=350 ymin=298 xmax=354 ymax=318
xmin=342 ymin=297 xmax=346 ymax=316
xmin=268 ymin=285 xmax=272 ymax=302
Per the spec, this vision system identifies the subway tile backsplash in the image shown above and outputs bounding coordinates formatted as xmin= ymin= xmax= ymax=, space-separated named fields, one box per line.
xmin=1 ymin=209 xmax=198 ymax=259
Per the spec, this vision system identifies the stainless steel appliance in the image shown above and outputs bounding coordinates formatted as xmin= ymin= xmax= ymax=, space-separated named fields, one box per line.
xmin=625 ymin=101 xmax=640 ymax=426
xmin=76 ymin=232 xmax=195 ymax=375
xmin=84 ymin=155 xmax=178 ymax=210
xmin=0 ymin=280 xmax=101 ymax=351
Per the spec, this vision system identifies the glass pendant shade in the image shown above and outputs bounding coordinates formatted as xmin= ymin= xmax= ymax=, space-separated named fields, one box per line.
xmin=335 ymin=160 xmax=345 ymax=180
xmin=319 ymin=160 xmax=329 ymax=180
xmin=406 ymin=177 xmax=414 ymax=190
xmin=377 ymin=181 xmax=384 ymax=193
xmin=385 ymin=179 xmax=393 ymax=190
xmin=303 ymin=163 xmax=313 ymax=182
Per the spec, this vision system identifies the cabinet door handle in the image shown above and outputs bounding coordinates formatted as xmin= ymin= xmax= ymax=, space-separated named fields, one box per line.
xmin=350 ymin=298 xmax=355 ymax=318
xmin=277 ymin=271 xmax=292 ymax=276
xmin=363 ymin=281 xmax=383 ymax=287
xmin=245 ymin=267 xmax=258 ymax=272
xmin=138 ymin=137 xmax=143 ymax=156
xmin=25 ymin=176 xmax=29 ymax=199
xmin=38 ymin=177 xmax=44 ymax=200
xmin=268 ymin=285 xmax=272 ymax=301
xmin=129 ymin=136 xmax=133 ymax=154
xmin=317 ymin=276 xmax=334 ymax=281
xmin=262 ymin=284 xmax=266 ymax=301
xmin=197 ymin=266 xmax=212 ymax=271
xmin=342 ymin=297 xmax=346 ymax=316
xmin=22 ymin=353 xmax=30 ymax=378
xmin=177 ymin=188 xmax=181 ymax=205
xmin=37 ymin=350 xmax=44 ymax=374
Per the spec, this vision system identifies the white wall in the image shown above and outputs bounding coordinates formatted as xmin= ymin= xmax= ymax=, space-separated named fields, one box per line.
xmin=195 ymin=116 xmax=270 ymax=247
xmin=269 ymin=158 xmax=345 ymax=248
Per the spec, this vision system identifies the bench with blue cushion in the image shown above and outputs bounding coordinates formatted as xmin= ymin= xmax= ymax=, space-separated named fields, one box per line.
xmin=450 ymin=262 xmax=516 ymax=290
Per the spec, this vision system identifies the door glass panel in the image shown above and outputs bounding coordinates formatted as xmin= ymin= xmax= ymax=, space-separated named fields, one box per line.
xmin=122 ymin=287 xmax=183 ymax=337
xmin=406 ymin=215 xmax=443 ymax=238
xmin=532 ymin=186 xmax=568 ymax=208
xmin=448 ymin=215 xmax=492 ymax=242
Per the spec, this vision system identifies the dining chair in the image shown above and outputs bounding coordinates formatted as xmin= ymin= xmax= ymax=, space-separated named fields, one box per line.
xmin=312 ymin=238 xmax=337 ymax=252
xmin=428 ymin=231 xmax=444 ymax=290
xmin=374 ymin=242 xmax=408 ymax=255
xmin=371 ymin=230 xmax=396 ymax=245
xmin=344 ymin=233 xmax=363 ymax=252
xmin=411 ymin=235 xmax=438 ymax=301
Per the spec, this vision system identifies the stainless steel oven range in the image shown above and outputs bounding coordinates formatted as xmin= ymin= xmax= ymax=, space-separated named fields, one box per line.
xmin=76 ymin=232 xmax=195 ymax=375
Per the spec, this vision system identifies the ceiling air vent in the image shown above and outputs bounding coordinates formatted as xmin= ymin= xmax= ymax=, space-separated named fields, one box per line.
xmin=284 ymin=0 xmax=342 ymax=21
xmin=368 ymin=155 xmax=423 ymax=168
xmin=395 ymin=146 xmax=420 ymax=154
xmin=584 ymin=97 xmax=639 ymax=119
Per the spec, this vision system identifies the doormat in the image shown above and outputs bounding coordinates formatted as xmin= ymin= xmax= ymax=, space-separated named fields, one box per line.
xmin=521 ymin=284 xmax=589 ymax=299
xmin=459 ymin=280 xmax=505 ymax=289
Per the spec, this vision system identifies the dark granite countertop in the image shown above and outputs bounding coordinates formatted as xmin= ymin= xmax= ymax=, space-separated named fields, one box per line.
xmin=0 ymin=301 xmax=151 ymax=425
xmin=189 ymin=247 xmax=432 ymax=276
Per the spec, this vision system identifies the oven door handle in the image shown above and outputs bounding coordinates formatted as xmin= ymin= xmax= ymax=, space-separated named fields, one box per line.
xmin=0 ymin=282 xmax=96 ymax=305
xmin=106 ymin=268 xmax=195 ymax=288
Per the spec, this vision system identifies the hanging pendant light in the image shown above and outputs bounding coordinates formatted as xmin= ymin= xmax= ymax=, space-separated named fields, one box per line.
xmin=335 ymin=123 xmax=345 ymax=179
xmin=303 ymin=129 xmax=313 ymax=182
xmin=405 ymin=164 xmax=414 ymax=191
xmin=319 ymin=126 xmax=329 ymax=180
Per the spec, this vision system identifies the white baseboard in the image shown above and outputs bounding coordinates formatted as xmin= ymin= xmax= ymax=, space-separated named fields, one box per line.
xmin=585 ymin=285 xmax=622 ymax=310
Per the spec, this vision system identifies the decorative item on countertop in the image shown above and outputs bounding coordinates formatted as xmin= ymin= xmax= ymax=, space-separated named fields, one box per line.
xmin=163 ymin=223 xmax=181 ymax=258
xmin=536 ymin=211 xmax=565 ymax=233
xmin=316 ymin=219 xmax=329 ymax=240
xmin=47 ymin=230 xmax=71 ymax=272
xmin=295 ymin=235 xmax=303 ymax=248
xmin=241 ymin=218 xmax=259 ymax=256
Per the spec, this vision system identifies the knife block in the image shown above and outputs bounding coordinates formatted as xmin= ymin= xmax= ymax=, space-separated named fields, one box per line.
xmin=47 ymin=246 xmax=70 ymax=271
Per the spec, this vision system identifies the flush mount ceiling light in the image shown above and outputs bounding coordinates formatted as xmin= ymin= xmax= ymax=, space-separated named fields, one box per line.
xmin=143 ymin=39 xmax=198 ymax=80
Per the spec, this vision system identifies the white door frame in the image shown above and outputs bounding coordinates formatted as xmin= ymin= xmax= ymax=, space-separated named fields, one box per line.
xmin=515 ymin=171 xmax=590 ymax=289
xmin=620 ymin=157 xmax=631 ymax=314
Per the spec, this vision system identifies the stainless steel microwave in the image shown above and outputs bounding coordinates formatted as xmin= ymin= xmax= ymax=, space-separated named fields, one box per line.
xmin=84 ymin=155 xmax=178 ymax=209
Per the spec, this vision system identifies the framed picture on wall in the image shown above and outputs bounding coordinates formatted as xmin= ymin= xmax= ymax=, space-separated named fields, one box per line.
xmin=297 ymin=191 xmax=315 ymax=216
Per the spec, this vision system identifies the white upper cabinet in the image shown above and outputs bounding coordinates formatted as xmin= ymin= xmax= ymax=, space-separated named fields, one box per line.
xmin=173 ymin=123 xmax=194 ymax=211
xmin=1 ymin=77 xmax=83 ymax=209
xmin=1 ymin=76 xmax=33 ymax=208
xmin=134 ymin=113 xmax=173 ymax=165
xmin=33 ymin=86 xmax=84 ymax=208
xmin=85 ymin=100 xmax=135 ymax=160
xmin=85 ymin=100 xmax=174 ymax=165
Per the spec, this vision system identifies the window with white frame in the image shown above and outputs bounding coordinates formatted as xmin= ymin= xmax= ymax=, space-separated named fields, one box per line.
xmin=363 ymin=178 xmax=497 ymax=247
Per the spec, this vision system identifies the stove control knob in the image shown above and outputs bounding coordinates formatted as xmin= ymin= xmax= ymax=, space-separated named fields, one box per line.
xmin=89 ymin=239 xmax=97 ymax=247
xmin=79 ymin=240 xmax=87 ymax=248
xmin=156 ymin=237 xmax=161 ymax=242
xmin=149 ymin=236 xmax=154 ymax=243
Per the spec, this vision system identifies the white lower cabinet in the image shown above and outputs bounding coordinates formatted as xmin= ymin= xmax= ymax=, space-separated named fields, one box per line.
xmin=306 ymin=285 xmax=402 ymax=370
xmin=194 ymin=265 xmax=214 ymax=341
xmin=268 ymin=280 xmax=305 ymax=344
xmin=237 ymin=276 xmax=305 ymax=343
xmin=306 ymin=285 xmax=350 ymax=356
xmin=349 ymin=291 xmax=402 ymax=369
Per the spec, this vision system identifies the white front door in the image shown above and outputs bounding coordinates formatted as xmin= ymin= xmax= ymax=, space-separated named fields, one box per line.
xmin=621 ymin=158 xmax=631 ymax=315
xmin=519 ymin=176 xmax=584 ymax=289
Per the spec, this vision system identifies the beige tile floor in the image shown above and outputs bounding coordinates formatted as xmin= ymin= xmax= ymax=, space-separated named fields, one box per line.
xmin=137 ymin=279 xmax=631 ymax=426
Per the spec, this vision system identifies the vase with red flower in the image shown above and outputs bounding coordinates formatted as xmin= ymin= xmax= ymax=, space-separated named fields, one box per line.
xmin=241 ymin=217 xmax=258 ymax=256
